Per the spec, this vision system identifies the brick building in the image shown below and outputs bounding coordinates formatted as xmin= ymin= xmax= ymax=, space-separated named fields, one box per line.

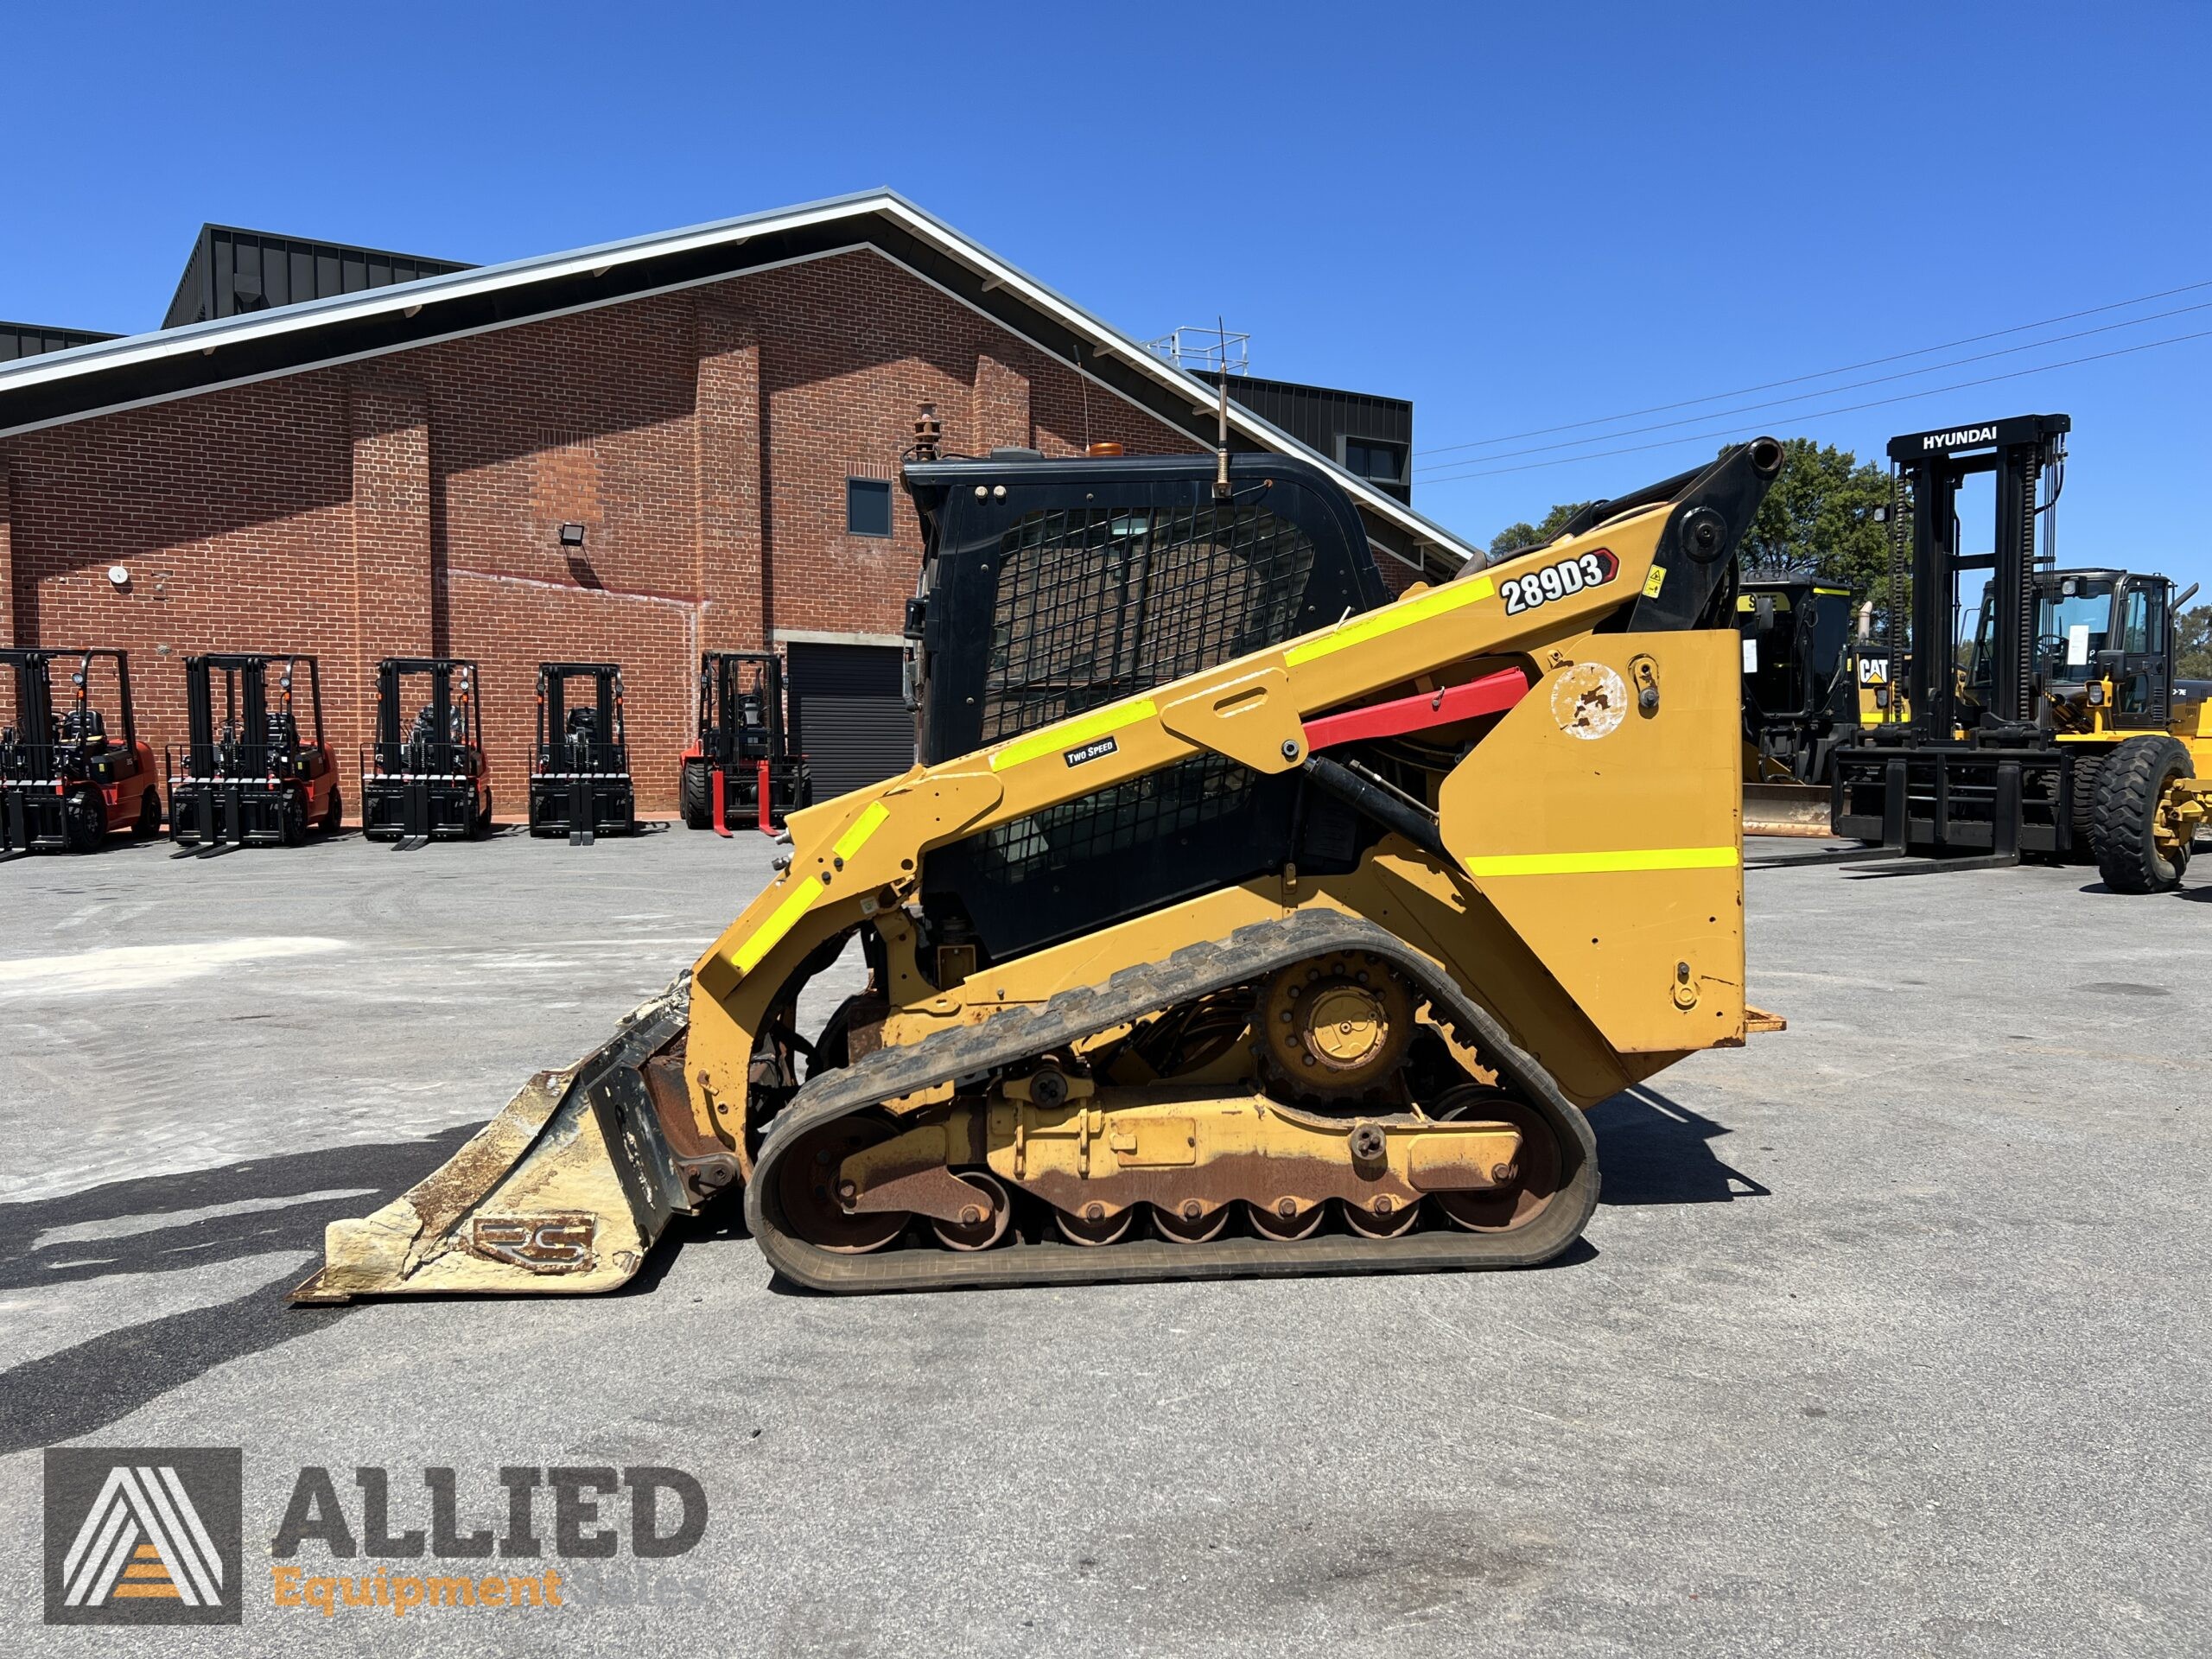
xmin=0 ymin=190 xmax=1475 ymax=811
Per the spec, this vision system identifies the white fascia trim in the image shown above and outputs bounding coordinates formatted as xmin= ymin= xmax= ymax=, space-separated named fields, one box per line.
xmin=772 ymin=628 xmax=908 ymax=650
xmin=0 ymin=188 xmax=899 ymax=393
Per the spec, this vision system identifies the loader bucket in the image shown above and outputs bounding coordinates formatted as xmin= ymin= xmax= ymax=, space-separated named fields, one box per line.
xmin=291 ymin=980 xmax=714 ymax=1302
xmin=1742 ymin=780 xmax=1834 ymax=837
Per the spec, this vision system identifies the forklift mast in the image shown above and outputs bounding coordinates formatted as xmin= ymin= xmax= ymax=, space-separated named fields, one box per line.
xmin=539 ymin=662 xmax=625 ymax=761
xmin=1887 ymin=413 xmax=2069 ymax=739
xmin=701 ymin=652 xmax=785 ymax=766
xmin=2 ymin=651 xmax=58 ymax=767
xmin=184 ymin=653 xmax=324 ymax=778
xmin=376 ymin=658 xmax=480 ymax=769
xmin=2 ymin=648 xmax=137 ymax=767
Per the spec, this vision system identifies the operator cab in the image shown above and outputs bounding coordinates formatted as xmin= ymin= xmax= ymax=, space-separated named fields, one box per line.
xmin=1965 ymin=567 xmax=2175 ymax=727
xmin=1738 ymin=579 xmax=1854 ymax=726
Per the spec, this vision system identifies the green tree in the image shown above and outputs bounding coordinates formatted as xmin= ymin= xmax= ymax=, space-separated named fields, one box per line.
xmin=1488 ymin=501 xmax=1593 ymax=557
xmin=2179 ymin=603 xmax=2212 ymax=678
xmin=1736 ymin=438 xmax=1895 ymax=603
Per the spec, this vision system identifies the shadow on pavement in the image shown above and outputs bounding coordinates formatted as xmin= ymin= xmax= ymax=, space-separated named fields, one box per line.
xmin=1589 ymin=1087 xmax=1769 ymax=1205
xmin=0 ymin=1128 xmax=471 ymax=1455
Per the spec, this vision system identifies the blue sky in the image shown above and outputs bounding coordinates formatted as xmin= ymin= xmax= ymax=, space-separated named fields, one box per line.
xmin=5 ymin=2 xmax=2209 ymax=593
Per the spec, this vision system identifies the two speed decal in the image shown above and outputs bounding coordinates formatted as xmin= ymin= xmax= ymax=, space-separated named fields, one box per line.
xmin=1500 ymin=549 xmax=1618 ymax=615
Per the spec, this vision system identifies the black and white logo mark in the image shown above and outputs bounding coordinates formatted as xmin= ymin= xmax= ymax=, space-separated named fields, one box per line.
xmin=44 ymin=1447 xmax=243 ymax=1625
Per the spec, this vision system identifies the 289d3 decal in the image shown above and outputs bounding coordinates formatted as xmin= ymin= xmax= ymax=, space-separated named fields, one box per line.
xmin=1499 ymin=549 xmax=1618 ymax=614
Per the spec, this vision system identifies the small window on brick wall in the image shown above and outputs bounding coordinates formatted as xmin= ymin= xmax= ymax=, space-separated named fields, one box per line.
xmin=1342 ymin=438 xmax=1407 ymax=486
xmin=848 ymin=477 xmax=893 ymax=538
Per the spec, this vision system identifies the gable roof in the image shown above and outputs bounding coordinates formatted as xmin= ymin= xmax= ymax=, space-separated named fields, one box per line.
xmin=0 ymin=189 xmax=1475 ymax=575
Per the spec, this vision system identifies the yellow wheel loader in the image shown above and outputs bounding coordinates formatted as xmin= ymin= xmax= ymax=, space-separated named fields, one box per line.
xmin=296 ymin=434 xmax=1786 ymax=1300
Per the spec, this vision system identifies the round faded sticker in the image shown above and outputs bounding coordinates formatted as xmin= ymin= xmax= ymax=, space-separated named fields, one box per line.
xmin=1550 ymin=662 xmax=1627 ymax=741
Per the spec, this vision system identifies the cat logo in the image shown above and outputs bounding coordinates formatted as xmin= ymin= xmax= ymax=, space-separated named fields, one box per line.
xmin=471 ymin=1212 xmax=597 ymax=1273
xmin=44 ymin=1448 xmax=242 ymax=1625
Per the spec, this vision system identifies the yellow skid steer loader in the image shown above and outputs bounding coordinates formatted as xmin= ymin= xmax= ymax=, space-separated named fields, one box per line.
xmin=297 ymin=435 xmax=1785 ymax=1299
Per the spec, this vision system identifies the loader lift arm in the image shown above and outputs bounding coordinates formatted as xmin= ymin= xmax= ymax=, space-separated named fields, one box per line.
xmin=300 ymin=437 xmax=1783 ymax=1301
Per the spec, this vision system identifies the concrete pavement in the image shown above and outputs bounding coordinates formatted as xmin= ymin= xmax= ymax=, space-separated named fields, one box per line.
xmin=3 ymin=826 xmax=2206 ymax=1656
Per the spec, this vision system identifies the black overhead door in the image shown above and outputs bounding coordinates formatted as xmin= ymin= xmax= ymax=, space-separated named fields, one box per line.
xmin=785 ymin=643 xmax=914 ymax=802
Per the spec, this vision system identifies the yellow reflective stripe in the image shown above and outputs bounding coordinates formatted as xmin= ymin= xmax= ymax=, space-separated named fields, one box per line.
xmin=1283 ymin=575 xmax=1497 ymax=666
xmin=833 ymin=800 xmax=890 ymax=861
xmin=1464 ymin=846 xmax=1740 ymax=878
xmin=731 ymin=874 xmax=825 ymax=976
xmin=988 ymin=698 xmax=1158 ymax=772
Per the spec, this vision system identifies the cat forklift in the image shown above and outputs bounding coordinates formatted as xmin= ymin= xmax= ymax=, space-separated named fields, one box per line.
xmin=1787 ymin=414 xmax=2207 ymax=887
xmin=527 ymin=661 xmax=636 ymax=845
xmin=0 ymin=646 xmax=162 ymax=856
xmin=680 ymin=649 xmax=810 ymax=835
xmin=359 ymin=658 xmax=493 ymax=850
xmin=166 ymin=652 xmax=342 ymax=855
xmin=1738 ymin=575 xmax=1858 ymax=835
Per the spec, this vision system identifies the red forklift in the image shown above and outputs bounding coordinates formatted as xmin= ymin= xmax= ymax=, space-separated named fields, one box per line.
xmin=527 ymin=661 xmax=636 ymax=845
xmin=679 ymin=649 xmax=810 ymax=835
xmin=166 ymin=652 xmax=342 ymax=855
xmin=359 ymin=658 xmax=493 ymax=850
xmin=1 ymin=647 xmax=162 ymax=857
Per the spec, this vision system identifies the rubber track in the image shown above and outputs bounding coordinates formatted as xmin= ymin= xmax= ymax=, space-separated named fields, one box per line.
xmin=743 ymin=910 xmax=1601 ymax=1294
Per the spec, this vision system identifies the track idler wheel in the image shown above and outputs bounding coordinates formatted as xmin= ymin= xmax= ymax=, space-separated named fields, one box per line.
xmin=1246 ymin=1198 xmax=1324 ymax=1241
xmin=1432 ymin=1087 xmax=1561 ymax=1233
xmin=1152 ymin=1201 xmax=1229 ymax=1244
xmin=1054 ymin=1203 xmax=1133 ymax=1247
xmin=776 ymin=1116 xmax=909 ymax=1254
xmin=1262 ymin=951 xmax=1414 ymax=1100
xmin=1341 ymin=1192 xmax=1419 ymax=1237
xmin=930 ymin=1172 xmax=1012 ymax=1252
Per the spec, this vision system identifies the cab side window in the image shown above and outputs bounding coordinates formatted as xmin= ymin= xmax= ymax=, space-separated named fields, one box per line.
xmin=2120 ymin=588 xmax=2152 ymax=654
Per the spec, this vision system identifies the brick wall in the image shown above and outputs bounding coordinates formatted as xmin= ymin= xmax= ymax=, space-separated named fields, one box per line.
xmin=0 ymin=249 xmax=1310 ymax=811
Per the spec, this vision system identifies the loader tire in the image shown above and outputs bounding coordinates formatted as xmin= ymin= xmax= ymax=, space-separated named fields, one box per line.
xmin=64 ymin=788 xmax=105 ymax=854
xmin=279 ymin=786 xmax=309 ymax=848
xmin=133 ymin=788 xmax=162 ymax=840
xmin=681 ymin=760 xmax=711 ymax=830
xmin=2069 ymin=752 xmax=2104 ymax=862
xmin=321 ymin=787 xmax=343 ymax=833
xmin=2094 ymin=734 xmax=2192 ymax=894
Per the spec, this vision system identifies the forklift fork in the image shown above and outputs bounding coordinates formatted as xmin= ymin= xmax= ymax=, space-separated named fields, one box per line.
xmin=710 ymin=766 xmax=731 ymax=837
xmin=397 ymin=778 xmax=431 ymax=852
xmin=569 ymin=774 xmax=594 ymax=849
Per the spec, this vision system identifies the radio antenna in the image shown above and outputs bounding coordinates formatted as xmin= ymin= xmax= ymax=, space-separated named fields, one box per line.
xmin=1213 ymin=316 xmax=1232 ymax=500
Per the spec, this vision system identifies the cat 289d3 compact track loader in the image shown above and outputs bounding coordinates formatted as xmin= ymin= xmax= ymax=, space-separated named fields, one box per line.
xmin=299 ymin=434 xmax=1784 ymax=1302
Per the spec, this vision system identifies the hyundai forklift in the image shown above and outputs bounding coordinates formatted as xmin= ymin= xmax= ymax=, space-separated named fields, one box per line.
xmin=527 ymin=661 xmax=636 ymax=845
xmin=359 ymin=658 xmax=493 ymax=849
xmin=166 ymin=652 xmax=341 ymax=855
xmin=680 ymin=650 xmax=810 ymax=835
xmin=1 ymin=647 xmax=162 ymax=857
xmin=1762 ymin=414 xmax=2206 ymax=887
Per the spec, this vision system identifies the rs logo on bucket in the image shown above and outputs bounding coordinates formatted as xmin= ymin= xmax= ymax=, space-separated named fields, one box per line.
xmin=470 ymin=1214 xmax=596 ymax=1273
xmin=1500 ymin=550 xmax=1618 ymax=615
